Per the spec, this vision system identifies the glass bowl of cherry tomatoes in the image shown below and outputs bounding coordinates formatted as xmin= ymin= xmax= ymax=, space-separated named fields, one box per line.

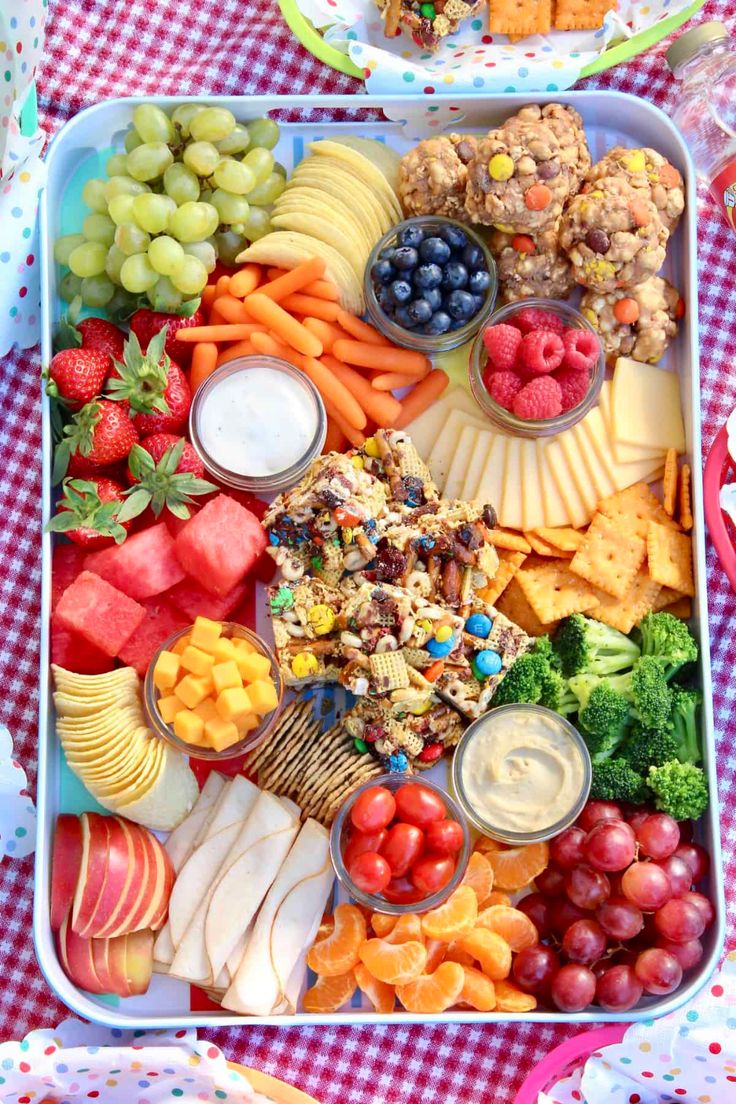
xmin=330 ymin=774 xmax=472 ymax=915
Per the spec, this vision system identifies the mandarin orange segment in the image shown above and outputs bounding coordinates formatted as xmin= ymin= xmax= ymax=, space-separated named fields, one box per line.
xmin=475 ymin=905 xmax=539 ymax=951
xmin=484 ymin=841 xmax=549 ymax=891
xmin=424 ymin=938 xmax=448 ymax=973
xmin=384 ymin=912 xmax=424 ymax=945
xmin=474 ymin=836 xmax=506 ymax=854
xmin=421 ymin=885 xmax=478 ymax=943
xmin=358 ymin=938 xmax=428 ymax=985
xmin=306 ymin=903 xmax=366 ymax=977
xmin=456 ymin=928 xmax=512 ymax=981
xmin=354 ymin=962 xmax=396 ymax=1013
xmin=303 ymin=970 xmax=357 ymax=1013
xmin=458 ymin=965 xmax=496 ymax=1012
xmin=460 ymin=851 xmax=494 ymax=904
xmin=443 ymin=943 xmax=475 ymax=969
xmin=494 ymin=979 xmax=537 ymax=1012
xmin=370 ymin=912 xmax=397 ymax=939
xmin=315 ymin=914 xmax=335 ymax=943
xmin=396 ymin=961 xmax=465 ymax=1014
xmin=482 ymin=891 xmax=513 ymax=908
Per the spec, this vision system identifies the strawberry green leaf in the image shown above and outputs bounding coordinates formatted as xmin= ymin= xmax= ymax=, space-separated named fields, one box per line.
xmin=115 ymin=488 xmax=151 ymax=524
xmin=106 ymin=327 xmax=172 ymax=416
xmin=54 ymin=316 xmax=82 ymax=353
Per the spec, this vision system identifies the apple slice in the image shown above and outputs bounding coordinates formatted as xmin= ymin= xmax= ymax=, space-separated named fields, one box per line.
xmin=91 ymin=816 xmax=147 ymax=939
xmin=51 ymin=814 xmax=83 ymax=931
xmin=148 ymin=837 xmax=175 ymax=932
xmin=99 ymin=819 xmax=154 ymax=939
xmin=58 ymin=914 xmax=106 ymax=995
xmin=122 ymin=928 xmax=154 ymax=996
xmin=71 ymin=813 xmax=111 ymax=936
xmin=91 ymin=937 xmax=116 ymax=993
xmin=135 ymin=828 xmax=174 ymax=932
xmin=76 ymin=816 xmax=132 ymax=939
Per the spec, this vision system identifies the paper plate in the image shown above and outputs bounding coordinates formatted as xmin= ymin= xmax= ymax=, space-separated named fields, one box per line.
xmin=277 ymin=0 xmax=706 ymax=82
xmin=227 ymin=1062 xmax=321 ymax=1104
xmin=511 ymin=1025 xmax=628 ymax=1104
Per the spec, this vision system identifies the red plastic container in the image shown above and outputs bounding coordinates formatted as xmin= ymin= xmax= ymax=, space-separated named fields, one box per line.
xmin=704 ymin=420 xmax=736 ymax=592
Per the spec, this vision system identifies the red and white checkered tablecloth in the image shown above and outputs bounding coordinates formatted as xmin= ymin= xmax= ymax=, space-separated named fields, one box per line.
xmin=2 ymin=1 xmax=736 ymax=1099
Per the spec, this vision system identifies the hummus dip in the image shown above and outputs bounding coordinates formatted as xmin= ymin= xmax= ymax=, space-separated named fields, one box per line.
xmin=457 ymin=706 xmax=586 ymax=836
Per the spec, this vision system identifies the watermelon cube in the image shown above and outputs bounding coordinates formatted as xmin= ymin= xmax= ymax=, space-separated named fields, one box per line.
xmin=55 ymin=571 xmax=146 ymax=657
xmin=50 ymin=616 xmax=115 ymax=674
xmin=174 ymin=494 xmax=266 ymax=596
xmin=118 ymin=598 xmax=189 ymax=677
xmin=84 ymin=523 xmax=186 ymax=600
xmin=51 ymin=545 xmax=86 ymax=612
xmin=165 ymin=577 xmax=249 ymax=622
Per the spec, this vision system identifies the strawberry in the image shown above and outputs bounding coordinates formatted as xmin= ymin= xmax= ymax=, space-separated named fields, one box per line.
xmin=118 ymin=438 xmax=216 ymax=525
xmin=128 ymin=433 xmax=206 ymax=482
xmin=47 ymin=347 xmax=110 ymax=408
xmin=129 ymin=306 xmax=204 ymax=365
xmin=106 ymin=329 xmax=191 ymax=436
xmin=53 ymin=399 xmax=139 ymax=482
xmin=77 ymin=317 xmax=126 ymax=362
xmin=46 ymin=477 xmax=131 ymax=549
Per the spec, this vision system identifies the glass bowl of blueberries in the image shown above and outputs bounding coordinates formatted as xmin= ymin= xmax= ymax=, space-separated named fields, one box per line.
xmin=364 ymin=216 xmax=498 ymax=353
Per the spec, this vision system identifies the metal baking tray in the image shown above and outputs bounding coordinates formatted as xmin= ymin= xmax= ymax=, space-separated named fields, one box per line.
xmin=35 ymin=92 xmax=725 ymax=1027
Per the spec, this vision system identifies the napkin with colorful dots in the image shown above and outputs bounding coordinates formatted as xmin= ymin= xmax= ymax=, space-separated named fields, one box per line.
xmin=539 ymin=953 xmax=736 ymax=1104
xmin=0 ymin=0 xmax=47 ymax=359
xmin=0 ymin=724 xmax=36 ymax=861
xmin=0 ymin=1019 xmax=265 ymax=1102
xmin=295 ymin=0 xmax=695 ymax=94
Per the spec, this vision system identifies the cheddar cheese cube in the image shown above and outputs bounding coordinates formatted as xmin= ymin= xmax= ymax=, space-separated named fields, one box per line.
xmin=231 ymin=636 xmax=256 ymax=654
xmin=153 ymin=650 xmax=180 ymax=691
xmin=204 ymin=717 xmax=239 ymax=752
xmin=236 ymin=652 xmax=272 ymax=683
xmin=180 ymin=644 xmax=216 ymax=678
xmin=177 ymin=673 xmax=212 ymax=709
xmin=190 ymin=616 xmax=222 ymax=651
xmin=211 ymin=637 xmax=238 ymax=664
xmin=235 ymin=712 xmax=259 ymax=736
xmin=174 ymin=709 xmax=205 ymax=745
xmin=157 ymin=693 xmax=184 ymax=724
xmin=247 ymin=678 xmax=278 ymax=715
xmin=171 ymin=633 xmax=192 ymax=656
xmin=212 ymin=660 xmax=242 ymax=694
xmin=216 ymin=686 xmax=252 ymax=721
xmin=193 ymin=697 xmax=219 ymax=723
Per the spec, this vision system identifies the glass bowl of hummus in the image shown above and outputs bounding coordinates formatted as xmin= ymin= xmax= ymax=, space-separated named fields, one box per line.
xmin=452 ymin=704 xmax=592 ymax=844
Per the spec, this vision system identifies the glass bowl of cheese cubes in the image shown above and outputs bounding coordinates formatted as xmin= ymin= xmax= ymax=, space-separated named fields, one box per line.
xmin=144 ymin=617 xmax=284 ymax=761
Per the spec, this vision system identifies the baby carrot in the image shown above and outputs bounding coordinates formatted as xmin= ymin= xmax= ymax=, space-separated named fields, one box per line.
xmin=278 ymin=293 xmax=341 ymax=323
xmin=250 ymin=330 xmax=288 ymax=358
xmin=243 ymin=292 xmax=323 ymax=357
xmin=395 ymin=369 xmax=450 ymax=429
xmin=267 ymin=268 xmax=339 ymax=301
xmin=190 ymin=342 xmax=218 ymax=391
xmin=335 ymin=309 xmax=388 ymax=346
xmin=176 ymin=323 xmax=267 ymax=343
xmin=332 ymin=339 xmax=429 ymax=377
xmin=323 ymin=398 xmax=366 ymax=449
xmin=322 ymin=356 xmax=401 ymax=428
xmin=267 ymin=267 xmax=288 ymax=281
xmin=201 ymin=284 xmax=217 ymax=311
xmin=229 ymin=263 xmax=261 ymax=298
xmin=259 ymin=257 xmax=326 ymax=302
xmin=216 ymin=340 xmax=256 ymax=366
xmin=371 ymin=369 xmax=429 ymax=391
xmin=323 ymin=416 xmax=348 ymax=454
xmin=212 ymin=295 xmax=253 ymax=324
xmin=215 ymin=274 xmax=231 ymax=298
xmin=303 ymin=317 xmax=350 ymax=355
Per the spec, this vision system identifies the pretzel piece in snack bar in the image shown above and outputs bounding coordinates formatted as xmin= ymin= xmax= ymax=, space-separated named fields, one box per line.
xmin=343 ymin=694 xmax=466 ymax=772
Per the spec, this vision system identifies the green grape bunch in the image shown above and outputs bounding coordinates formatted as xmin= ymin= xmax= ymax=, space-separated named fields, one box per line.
xmin=54 ymin=103 xmax=285 ymax=316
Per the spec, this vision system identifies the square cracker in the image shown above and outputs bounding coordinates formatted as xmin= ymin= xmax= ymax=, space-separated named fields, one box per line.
xmin=663 ymin=447 xmax=678 ymax=517
xmin=570 ymin=513 xmax=647 ymax=600
xmin=679 ymin=463 xmax=693 ymax=531
xmin=587 ymin=571 xmax=661 ymax=634
xmin=533 ymin=527 xmax=587 ymax=553
xmin=554 ymin=0 xmax=611 ymax=31
xmin=486 ymin=528 xmax=532 ymax=554
xmin=489 ymin=0 xmax=552 ymax=35
xmin=647 ymin=521 xmax=695 ymax=597
xmin=515 ymin=559 xmax=600 ymax=622
xmin=597 ymin=482 xmax=680 ymax=541
xmin=496 ymin=576 xmax=559 ymax=637
xmin=477 ymin=549 xmax=527 ymax=605
xmin=524 ymin=531 xmax=573 ymax=558
xmin=661 ymin=596 xmax=693 ymax=620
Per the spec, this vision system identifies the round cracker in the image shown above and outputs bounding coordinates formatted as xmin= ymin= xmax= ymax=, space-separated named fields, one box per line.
xmin=306 ymin=140 xmax=402 ymax=222
xmin=330 ymin=136 xmax=401 ymax=193
xmin=273 ymin=189 xmax=374 ymax=256
xmin=293 ymin=159 xmax=392 ymax=236
xmin=270 ymin=212 xmax=368 ymax=282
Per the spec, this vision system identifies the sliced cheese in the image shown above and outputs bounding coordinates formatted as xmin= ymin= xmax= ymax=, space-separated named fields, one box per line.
xmin=444 ymin=425 xmax=480 ymax=499
xmin=520 ymin=439 xmax=546 ymax=531
xmin=404 ymin=386 xmax=480 ymax=460
xmin=611 ymin=357 xmax=686 ymax=453
xmin=559 ymin=428 xmax=606 ymax=516
xmin=537 ymin=438 xmax=571 ymax=528
xmin=461 ymin=429 xmax=496 ymax=500
xmin=570 ymin=420 xmax=617 ymax=501
xmin=544 ymin=438 xmax=591 ymax=529
xmin=475 ymin=434 xmax=509 ymax=512
xmin=426 ymin=408 xmax=488 ymax=491
xmin=500 ymin=437 xmax=524 ymax=530
xmin=586 ymin=402 xmax=668 ymax=492
xmin=598 ymin=381 xmax=664 ymax=464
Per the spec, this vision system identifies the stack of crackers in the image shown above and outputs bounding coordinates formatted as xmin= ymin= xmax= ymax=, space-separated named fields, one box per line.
xmin=478 ymin=450 xmax=693 ymax=638
xmin=489 ymin=0 xmax=614 ymax=38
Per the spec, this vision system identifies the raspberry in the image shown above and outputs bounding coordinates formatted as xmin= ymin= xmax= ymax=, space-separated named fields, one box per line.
xmin=520 ymin=329 xmax=565 ymax=375
xmin=512 ymin=376 xmax=563 ymax=421
xmin=482 ymin=323 xmax=522 ymax=371
xmin=562 ymin=328 xmax=600 ymax=372
xmin=512 ymin=307 xmax=566 ymax=335
xmin=486 ymin=369 xmax=523 ymax=410
xmin=555 ymin=366 xmax=591 ymax=412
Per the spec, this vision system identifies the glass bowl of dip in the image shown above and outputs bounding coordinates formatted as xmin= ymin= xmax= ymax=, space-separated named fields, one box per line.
xmin=189 ymin=355 xmax=327 ymax=494
xmin=330 ymin=774 xmax=472 ymax=915
xmin=143 ymin=622 xmax=284 ymax=762
xmin=452 ymin=704 xmax=592 ymax=845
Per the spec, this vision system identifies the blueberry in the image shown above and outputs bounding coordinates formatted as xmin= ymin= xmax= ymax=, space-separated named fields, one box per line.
xmin=447 ymin=289 xmax=476 ymax=320
xmin=422 ymin=286 xmax=442 ymax=311
xmin=449 ymin=318 xmax=467 ymax=331
xmin=462 ymin=243 xmax=485 ymax=271
xmin=468 ymin=268 xmax=492 ymax=294
xmin=471 ymin=294 xmax=486 ymax=314
xmin=371 ymin=258 xmax=395 ymax=286
xmin=407 ymin=298 xmax=433 ymax=325
xmin=380 ymin=246 xmax=396 ymax=263
xmin=397 ymin=225 xmax=425 ymax=249
xmin=419 ymin=236 xmax=451 ymax=264
xmin=441 ymin=261 xmax=468 ymax=291
xmin=393 ymin=246 xmax=419 ymax=271
xmin=376 ymin=285 xmax=394 ymax=313
xmin=413 ymin=263 xmax=443 ymax=289
xmin=394 ymin=305 xmax=417 ymax=329
xmin=439 ymin=225 xmax=468 ymax=251
xmin=423 ymin=311 xmax=451 ymax=336
xmin=389 ymin=279 xmax=413 ymax=305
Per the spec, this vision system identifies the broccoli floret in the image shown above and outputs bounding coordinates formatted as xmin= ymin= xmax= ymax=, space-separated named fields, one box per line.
xmin=553 ymin=614 xmax=641 ymax=677
xmin=531 ymin=634 xmax=559 ymax=668
xmin=589 ymin=758 xmax=649 ymax=804
xmin=491 ymin=652 xmax=549 ymax=707
xmin=636 ymin=612 xmax=698 ymax=682
xmin=670 ymin=686 xmax=702 ymax=764
xmin=647 ymin=761 xmax=708 ymax=820
xmin=621 ymin=721 xmax=679 ymax=775
xmin=578 ymin=682 xmax=632 ymax=762
xmin=539 ymin=668 xmax=579 ymax=715
xmin=630 ymin=656 xmax=673 ymax=729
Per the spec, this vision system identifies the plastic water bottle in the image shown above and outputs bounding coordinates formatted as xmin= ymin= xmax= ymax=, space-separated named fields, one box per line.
xmin=667 ymin=22 xmax=736 ymax=234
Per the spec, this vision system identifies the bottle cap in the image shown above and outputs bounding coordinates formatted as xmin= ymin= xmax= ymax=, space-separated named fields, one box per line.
xmin=666 ymin=21 xmax=729 ymax=73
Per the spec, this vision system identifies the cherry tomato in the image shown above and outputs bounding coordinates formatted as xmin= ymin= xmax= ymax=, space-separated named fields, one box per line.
xmin=382 ymin=877 xmax=425 ymax=905
xmin=410 ymin=854 xmax=456 ymax=895
xmin=344 ymin=828 xmax=388 ymax=869
xmin=425 ymin=818 xmax=464 ymax=856
xmin=350 ymin=786 xmax=396 ymax=833
xmin=380 ymin=822 xmax=425 ymax=877
xmin=348 ymin=851 xmax=392 ymax=895
xmin=394 ymin=783 xmax=447 ymax=829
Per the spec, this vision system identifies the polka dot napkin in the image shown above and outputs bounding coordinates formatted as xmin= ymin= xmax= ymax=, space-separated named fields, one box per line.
xmin=541 ymin=951 xmax=736 ymax=1104
xmin=0 ymin=724 xmax=36 ymax=861
xmin=296 ymin=0 xmax=697 ymax=94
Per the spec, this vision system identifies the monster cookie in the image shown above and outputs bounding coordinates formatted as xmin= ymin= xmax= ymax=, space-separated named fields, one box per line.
xmin=580 ymin=276 xmax=684 ymax=364
xmin=398 ymin=134 xmax=479 ymax=220
xmin=585 ymin=146 xmax=685 ymax=234
xmin=490 ymin=227 xmax=576 ymax=302
xmin=559 ymin=176 xmax=668 ymax=294
xmin=507 ymin=103 xmax=591 ymax=195
xmin=465 ymin=120 xmax=571 ymax=234
xmin=377 ymin=0 xmax=485 ymax=52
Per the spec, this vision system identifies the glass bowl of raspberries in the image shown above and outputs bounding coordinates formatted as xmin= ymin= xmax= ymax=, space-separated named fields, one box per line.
xmin=365 ymin=216 xmax=498 ymax=353
xmin=469 ymin=299 xmax=605 ymax=437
